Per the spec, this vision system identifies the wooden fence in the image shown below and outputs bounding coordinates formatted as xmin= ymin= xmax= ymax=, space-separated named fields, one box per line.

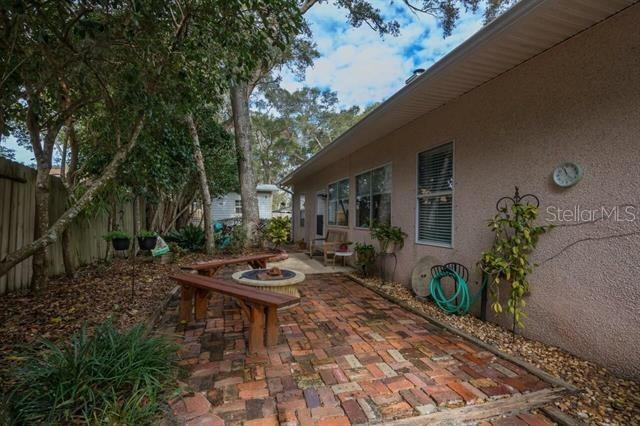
xmin=0 ymin=157 xmax=137 ymax=295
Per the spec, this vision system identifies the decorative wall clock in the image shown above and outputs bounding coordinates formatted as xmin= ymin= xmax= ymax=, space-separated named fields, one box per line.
xmin=553 ymin=162 xmax=583 ymax=187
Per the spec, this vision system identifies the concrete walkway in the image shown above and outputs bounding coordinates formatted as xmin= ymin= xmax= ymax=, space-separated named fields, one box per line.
xmin=268 ymin=252 xmax=354 ymax=275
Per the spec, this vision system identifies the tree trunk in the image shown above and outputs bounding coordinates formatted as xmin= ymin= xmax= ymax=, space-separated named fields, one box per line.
xmin=105 ymin=206 xmax=115 ymax=261
xmin=26 ymin=99 xmax=58 ymax=290
xmin=61 ymin=227 xmax=75 ymax=278
xmin=66 ymin=124 xmax=79 ymax=186
xmin=230 ymin=82 xmax=259 ymax=245
xmin=32 ymin=164 xmax=50 ymax=290
xmin=164 ymin=193 xmax=195 ymax=234
xmin=62 ymin=124 xmax=79 ymax=277
xmin=0 ymin=113 xmax=146 ymax=279
xmin=60 ymin=133 xmax=68 ymax=183
xmin=185 ymin=113 xmax=215 ymax=255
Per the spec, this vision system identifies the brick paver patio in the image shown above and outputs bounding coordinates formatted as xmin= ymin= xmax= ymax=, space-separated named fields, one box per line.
xmin=161 ymin=273 xmax=562 ymax=425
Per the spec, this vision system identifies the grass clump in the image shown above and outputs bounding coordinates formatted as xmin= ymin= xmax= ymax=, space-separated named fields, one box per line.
xmin=6 ymin=321 xmax=178 ymax=425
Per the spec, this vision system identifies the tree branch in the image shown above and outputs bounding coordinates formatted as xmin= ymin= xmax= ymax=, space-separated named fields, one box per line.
xmin=299 ymin=0 xmax=319 ymax=14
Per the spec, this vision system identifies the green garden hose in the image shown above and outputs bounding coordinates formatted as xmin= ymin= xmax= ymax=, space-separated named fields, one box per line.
xmin=429 ymin=268 xmax=485 ymax=315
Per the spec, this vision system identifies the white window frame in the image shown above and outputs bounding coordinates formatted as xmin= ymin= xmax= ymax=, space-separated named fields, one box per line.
xmin=299 ymin=194 xmax=306 ymax=228
xmin=415 ymin=141 xmax=454 ymax=248
xmin=355 ymin=162 xmax=392 ymax=229
xmin=235 ymin=199 xmax=242 ymax=214
xmin=327 ymin=177 xmax=349 ymax=227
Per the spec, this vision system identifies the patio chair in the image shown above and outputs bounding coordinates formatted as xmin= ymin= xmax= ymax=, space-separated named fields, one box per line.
xmin=309 ymin=229 xmax=347 ymax=259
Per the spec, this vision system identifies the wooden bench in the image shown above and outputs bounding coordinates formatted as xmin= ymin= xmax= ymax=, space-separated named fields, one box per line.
xmin=180 ymin=253 xmax=282 ymax=331
xmin=170 ymin=273 xmax=298 ymax=352
xmin=309 ymin=229 xmax=348 ymax=258
xmin=183 ymin=253 xmax=278 ymax=277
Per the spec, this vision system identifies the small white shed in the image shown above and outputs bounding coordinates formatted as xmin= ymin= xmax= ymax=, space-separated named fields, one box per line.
xmin=212 ymin=184 xmax=279 ymax=222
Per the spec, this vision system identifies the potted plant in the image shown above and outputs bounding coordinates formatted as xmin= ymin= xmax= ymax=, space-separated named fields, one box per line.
xmin=137 ymin=230 xmax=158 ymax=251
xmin=370 ymin=223 xmax=407 ymax=253
xmin=354 ymin=243 xmax=376 ymax=276
xmin=103 ymin=230 xmax=131 ymax=251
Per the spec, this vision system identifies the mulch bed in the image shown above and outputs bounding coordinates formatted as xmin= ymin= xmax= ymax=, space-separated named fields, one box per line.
xmin=0 ymin=248 xmax=284 ymax=392
xmin=359 ymin=276 xmax=640 ymax=425
xmin=0 ymin=251 xmax=225 ymax=392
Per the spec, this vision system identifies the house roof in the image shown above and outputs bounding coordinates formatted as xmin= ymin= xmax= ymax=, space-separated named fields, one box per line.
xmin=281 ymin=0 xmax=636 ymax=186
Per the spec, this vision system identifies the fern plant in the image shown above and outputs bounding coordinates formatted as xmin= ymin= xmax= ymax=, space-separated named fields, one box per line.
xmin=164 ymin=224 xmax=205 ymax=252
xmin=479 ymin=201 xmax=552 ymax=331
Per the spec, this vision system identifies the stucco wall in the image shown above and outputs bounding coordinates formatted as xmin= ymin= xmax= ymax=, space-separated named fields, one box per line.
xmin=290 ymin=5 xmax=640 ymax=379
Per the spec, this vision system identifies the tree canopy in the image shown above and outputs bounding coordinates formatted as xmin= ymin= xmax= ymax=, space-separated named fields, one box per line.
xmin=251 ymin=84 xmax=377 ymax=183
xmin=0 ymin=0 xmax=306 ymax=282
xmin=0 ymin=0 xmax=516 ymax=284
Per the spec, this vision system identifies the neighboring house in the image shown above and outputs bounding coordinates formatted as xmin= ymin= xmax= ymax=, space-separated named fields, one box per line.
xmin=272 ymin=203 xmax=292 ymax=219
xmin=282 ymin=1 xmax=640 ymax=379
xmin=212 ymin=184 xmax=280 ymax=222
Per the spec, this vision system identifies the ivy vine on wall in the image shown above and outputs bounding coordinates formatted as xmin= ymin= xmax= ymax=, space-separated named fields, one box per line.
xmin=479 ymin=200 xmax=553 ymax=332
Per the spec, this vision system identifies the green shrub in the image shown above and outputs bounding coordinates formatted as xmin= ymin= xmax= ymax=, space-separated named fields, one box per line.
xmin=164 ymin=224 xmax=205 ymax=252
xmin=6 ymin=321 xmax=179 ymax=425
xmin=263 ymin=217 xmax=291 ymax=247
xmin=226 ymin=224 xmax=247 ymax=254
xmin=138 ymin=230 xmax=158 ymax=238
xmin=354 ymin=243 xmax=376 ymax=276
xmin=102 ymin=230 xmax=131 ymax=241
xmin=370 ymin=222 xmax=407 ymax=252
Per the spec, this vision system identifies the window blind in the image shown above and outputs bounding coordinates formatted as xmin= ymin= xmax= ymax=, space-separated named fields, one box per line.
xmin=417 ymin=143 xmax=453 ymax=245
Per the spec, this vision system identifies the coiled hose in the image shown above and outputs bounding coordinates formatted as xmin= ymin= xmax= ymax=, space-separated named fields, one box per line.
xmin=429 ymin=267 xmax=485 ymax=315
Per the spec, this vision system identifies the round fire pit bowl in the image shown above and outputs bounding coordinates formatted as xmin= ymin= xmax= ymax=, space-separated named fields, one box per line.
xmin=231 ymin=268 xmax=305 ymax=297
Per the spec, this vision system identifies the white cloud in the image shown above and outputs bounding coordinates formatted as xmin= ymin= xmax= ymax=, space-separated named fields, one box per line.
xmin=279 ymin=3 xmax=486 ymax=108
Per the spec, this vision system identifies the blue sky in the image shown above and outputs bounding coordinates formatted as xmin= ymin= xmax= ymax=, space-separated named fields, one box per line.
xmin=2 ymin=3 xmax=486 ymax=165
xmin=278 ymin=2 xmax=485 ymax=108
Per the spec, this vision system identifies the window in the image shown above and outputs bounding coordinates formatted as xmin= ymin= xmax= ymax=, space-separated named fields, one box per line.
xmin=299 ymin=195 xmax=306 ymax=227
xmin=235 ymin=199 xmax=242 ymax=214
xmin=356 ymin=164 xmax=392 ymax=228
xmin=417 ymin=142 xmax=453 ymax=246
xmin=328 ymin=178 xmax=349 ymax=226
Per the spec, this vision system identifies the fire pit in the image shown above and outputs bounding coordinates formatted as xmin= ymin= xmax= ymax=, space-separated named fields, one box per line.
xmin=231 ymin=267 xmax=304 ymax=297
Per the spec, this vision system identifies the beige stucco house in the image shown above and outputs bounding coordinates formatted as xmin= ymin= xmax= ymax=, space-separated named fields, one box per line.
xmin=282 ymin=0 xmax=640 ymax=379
